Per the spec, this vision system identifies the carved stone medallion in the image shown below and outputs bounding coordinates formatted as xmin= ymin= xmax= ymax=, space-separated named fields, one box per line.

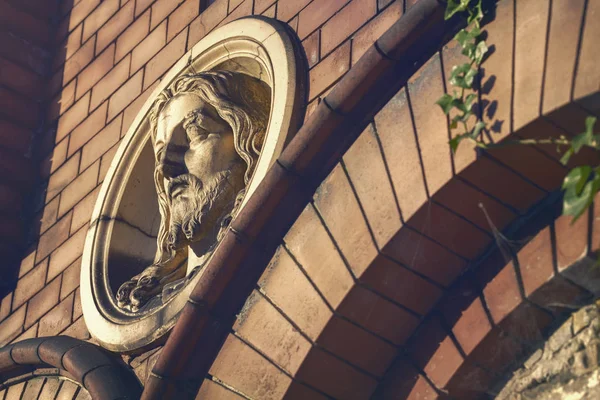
xmin=80 ymin=17 xmax=307 ymax=352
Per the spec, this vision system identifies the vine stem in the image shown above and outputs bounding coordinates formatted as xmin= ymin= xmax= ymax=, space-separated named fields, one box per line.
xmin=468 ymin=136 xmax=572 ymax=150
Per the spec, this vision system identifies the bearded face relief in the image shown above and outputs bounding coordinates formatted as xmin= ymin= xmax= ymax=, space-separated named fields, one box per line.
xmin=116 ymin=71 xmax=270 ymax=312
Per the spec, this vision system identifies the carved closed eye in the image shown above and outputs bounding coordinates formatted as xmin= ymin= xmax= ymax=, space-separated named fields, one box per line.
xmin=184 ymin=122 xmax=208 ymax=143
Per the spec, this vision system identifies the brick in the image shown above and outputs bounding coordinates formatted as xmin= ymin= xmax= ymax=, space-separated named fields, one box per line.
xmin=0 ymin=30 xmax=49 ymax=76
xmin=76 ymin=44 xmax=116 ymax=100
xmin=218 ymin=0 xmax=251 ymax=25
xmin=46 ymin=152 xmax=81 ymax=202
xmin=284 ymin=204 xmax=354 ymax=308
xmin=321 ymin=0 xmax=376 ymax=56
xmin=69 ymin=0 xmax=102 ymax=31
xmin=188 ymin=0 xmax=227 ymax=46
xmin=38 ymin=293 xmax=74 ymax=337
xmin=210 ymin=335 xmax=291 ymax=399
xmin=168 ymin=0 xmax=199 ymax=41
xmin=258 ymin=247 xmax=332 ymax=341
xmin=255 ymin=0 xmax=276 ymax=15
xmin=296 ymin=347 xmax=378 ymax=399
xmin=277 ymin=0 xmax=311 ymax=21
xmin=555 ymin=212 xmax=588 ymax=270
xmin=55 ymin=381 xmax=79 ymax=400
xmin=374 ymin=88 xmax=427 ymax=221
xmin=196 ymin=380 xmax=244 ymax=399
xmin=338 ymin=284 xmax=419 ymax=345
xmin=115 ymin=9 xmax=150 ymax=61
xmin=517 ymin=227 xmax=554 ymax=297
xmin=434 ymin=179 xmax=516 ymax=234
xmin=382 ymin=227 xmax=466 ymax=286
xmin=135 ymin=0 xmax=154 ymax=16
xmin=71 ymin=186 xmax=101 ymax=233
xmin=13 ymin=261 xmax=48 ymax=310
xmin=60 ymin=257 xmax=82 ymax=299
xmin=314 ymin=164 xmax=378 ymax=277
xmin=36 ymin=212 xmax=73 ymax=262
xmin=99 ymin=143 xmax=120 ymax=183
xmin=58 ymin=161 xmax=100 ymax=216
xmin=573 ymin=0 xmax=600 ymax=99
xmin=62 ymin=317 xmax=90 ymax=340
xmin=0 ymin=57 xmax=43 ymax=99
xmin=0 ymin=306 xmax=25 ymax=347
xmin=376 ymin=359 xmax=436 ymax=400
xmin=48 ymin=226 xmax=88 ymax=282
xmin=40 ymin=135 xmax=67 ymax=178
xmin=351 ymin=0 xmax=402 ymax=64
xmin=18 ymin=248 xmax=36 ymax=278
xmin=39 ymin=196 xmax=59 ymax=234
xmin=0 ymin=294 xmax=11 ymax=322
xmin=73 ymin=289 xmax=83 ymax=320
xmin=48 ymin=79 xmax=76 ymax=123
xmin=68 ymin=102 xmax=108 ymax=157
xmin=542 ymin=0 xmax=586 ymax=113
xmin=447 ymin=296 xmax=492 ymax=356
xmin=144 ymin=29 xmax=188 ymax=88
xmin=151 ymin=0 xmax=186 ymax=30
xmin=482 ymin=263 xmax=522 ymax=324
xmin=90 ymin=54 xmax=131 ymax=110
xmin=96 ymin=1 xmax=135 ymax=54
xmin=0 ymin=119 xmax=31 ymax=154
xmin=25 ymin=277 xmax=61 ymax=328
xmin=81 ymin=114 xmax=122 ymax=170
xmin=82 ymin=0 xmax=120 ymax=42
xmin=445 ymin=361 xmax=494 ymax=399
xmin=56 ymin=92 xmax=90 ymax=143
xmin=0 ymin=87 xmax=38 ymax=129
xmin=12 ymin=323 xmax=39 ymax=343
xmin=498 ymin=302 xmax=552 ymax=343
xmin=361 ymin=255 xmax=442 ymax=315
xmin=131 ymin=21 xmax=167 ymax=74
xmin=302 ymin=31 xmax=319 ymax=68
xmin=234 ymin=291 xmax=311 ymax=375
xmin=298 ymin=0 xmax=349 ymax=39
xmin=513 ymin=0 xmax=548 ymax=130
xmin=308 ymin=41 xmax=350 ymax=100
xmin=122 ymin=80 xmax=159 ymax=135
xmin=108 ymin=70 xmax=143 ymax=119
xmin=63 ymin=37 xmax=95 ymax=84
xmin=318 ymin=316 xmax=396 ymax=376
xmin=4 ymin=382 xmax=25 ymax=399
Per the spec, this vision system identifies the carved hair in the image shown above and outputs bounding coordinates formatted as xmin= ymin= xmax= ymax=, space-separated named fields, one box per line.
xmin=149 ymin=71 xmax=270 ymax=266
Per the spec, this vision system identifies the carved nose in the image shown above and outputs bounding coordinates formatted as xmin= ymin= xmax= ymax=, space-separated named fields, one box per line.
xmin=158 ymin=150 xmax=187 ymax=179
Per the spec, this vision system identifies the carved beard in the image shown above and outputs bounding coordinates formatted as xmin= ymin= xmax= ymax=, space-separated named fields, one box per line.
xmin=166 ymin=171 xmax=235 ymax=252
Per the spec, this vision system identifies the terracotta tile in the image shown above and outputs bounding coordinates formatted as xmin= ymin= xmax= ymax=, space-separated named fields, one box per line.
xmin=513 ymin=0 xmax=549 ymax=130
xmin=234 ymin=291 xmax=311 ymax=375
xmin=317 ymin=316 xmax=397 ymax=376
xmin=259 ymin=247 xmax=332 ymax=341
xmin=382 ymin=227 xmax=466 ymax=286
xmin=308 ymin=38 xmax=350 ymax=100
xmin=81 ymin=0 xmax=119 ymax=42
xmin=38 ymin=293 xmax=74 ymax=336
xmin=107 ymin=70 xmax=143 ymax=119
xmin=68 ymin=101 xmax=109 ymax=157
xmin=143 ymin=28 xmax=186 ymax=89
xmin=321 ymin=0 xmax=376 ymax=56
xmin=131 ymin=21 xmax=167 ymax=73
xmin=408 ymin=55 xmax=452 ymax=196
xmin=297 ymin=0 xmax=349 ymax=39
xmin=284 ymin=204 xmax=354 ymax=308
xmin=58 ymin=161 xmax=100 ymax=217
xmin=573 ymin=0 xmax=600 ymax=100
xmin=361 ymin=255 xmax=442 ymax=315
xmin=338 ymin=284 xmax=420 ymax=345
xmin=25 ymin=278 xmax=61 ymax=328
xmin=295 ymin=347 xmax=378 ymax=399
xmin=542 ymin=0 xmax=586 ymax=113
xmin=96 ymin=1 xmax=135 ymax=54
xmin=344 ymin=124 xmax=402 ymax=248
xmin=210 ymin=335 xmax=291 ymax=399
xmin=81 ymin=114 xmax=122 ymax=170
xmin=90 ymin=54 xmax=131 ymax=110
xmin=167 ymin=0 xmax=199 ymax=42
xmin=351 ymin=0 xmax=402 ymax=64
xmin=433 ymin=178 xmax=516 ymax=234
xmin=48 ymin=226 xmax=88 ymax=282
xmin=374 ymin=88 xmax=428 ymax=221
xmin=115 ymin=9 xmax=150 ymax=61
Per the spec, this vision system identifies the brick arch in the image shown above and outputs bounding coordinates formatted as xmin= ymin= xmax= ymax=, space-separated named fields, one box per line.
xmin=198 ymin=0 xmax=600 ymax=398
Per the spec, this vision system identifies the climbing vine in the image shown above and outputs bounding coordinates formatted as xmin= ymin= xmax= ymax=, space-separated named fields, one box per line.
xmin=437 ymin=0 xmax=599 ymax=223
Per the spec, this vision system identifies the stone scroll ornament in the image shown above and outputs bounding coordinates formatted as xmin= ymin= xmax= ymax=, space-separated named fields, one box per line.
xmin=116 ymin=72 xmax=270 ymax=312
xmin=80 ymin=17 xmax=306 ymax=352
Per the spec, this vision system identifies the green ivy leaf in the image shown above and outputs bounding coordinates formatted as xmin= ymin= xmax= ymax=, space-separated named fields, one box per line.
xmin=467 ymin=0 xmax=484 ymax=25
xmin=585 ymin=116 xmax=597 ymax=136
xmin=562 ymin=166 xmax=591 ymax=193
xmin=450 ymin=64 xmax=477 ymax=89
xmin=436 ymin=94 xmax=456 ymax=115
xmin=563 ymin=171 xmax=599 ymax=223
xmin=445 ymin=0 xmax=471 ymax=19
xmin=449 ymin=134 xmax=466 ymax=153
xmin=560 ymin=148 xmax=574 ymax=166
xmin=474 ymin=40 xmax=488 ymax=65
xmin=470 ymin=121 xmax=486 ymax=139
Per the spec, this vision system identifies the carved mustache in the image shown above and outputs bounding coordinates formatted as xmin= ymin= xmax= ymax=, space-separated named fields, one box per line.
xmin=166 ymin=174 xmax=204 ymax=200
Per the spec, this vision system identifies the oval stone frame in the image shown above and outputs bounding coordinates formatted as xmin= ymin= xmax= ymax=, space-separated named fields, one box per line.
xmin=80 ymin=17 xmax=307 ymax=353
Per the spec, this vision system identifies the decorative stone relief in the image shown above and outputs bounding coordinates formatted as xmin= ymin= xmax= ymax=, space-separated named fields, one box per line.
xmin=80 ymin=17 xmax=307 ymax=352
